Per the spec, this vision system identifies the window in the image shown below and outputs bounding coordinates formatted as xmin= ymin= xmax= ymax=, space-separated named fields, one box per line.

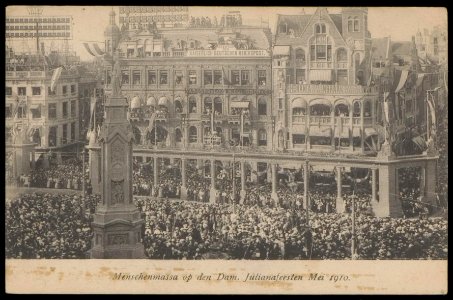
xmin=214 ymin=97 xmax=222 ymax=114
xmin=62 ymin=102 xmax=68 ymax=118
xmin=31 ymin=105 xmax=41 ymax=119
xmin=6 ymin=105 xmax=14 ymax=118
xmin=279 ymin=23 xmax=287 ymax=34
xmin=62 ymin=124 xmax=68 ymax=144
xmin=204 ymin=70 xmax=213 ymax=85
xmin=18 ymin=87 xmax=26 ymax=96
xmin=315 ymin=23 xmax=326 ymax=34
xmin=175 ymin=128 xmax=182 ymax=143
xmin=296 ymin=69 xmax=305 ymax=84
xmin=231 ymin=71 xmax=240 ymax=85
xmin=48 ymin=103 xmax=57 ymax=119
xmin=278 ymin=98 xmax=283 ymax=109
xmin=160 ymin=70 xmax=168 ymax=84
xmin=127 ymin=48 xmax=134 ymax=57
xmin=213 ymin=70 xmax=222 ymax=85
xmin=353 ymin=17 xmax=360 ymax=32
xmin=241 ymin=70 xmax=250 ymax=85
xmin=70 ymin=100 xmax=76 ymax=117
xmin=148 ymin=70 xmax=156 ymax=84
xmin=189 ymin=96 xmax=197 ymax=113
xmin=6 ymin=87 xmax=12 ymax=96
xmin=310 ymin=37 xmax=332 ymax=61
xmin=348 ymin=17 xmax=353 ymax=32
xmin=132 ymin=71 xmax=141 ymax=85
xmin=71 ymin=84 xmax=76 ymax=94
xmin=364 ymin=101 xmax=371 ymax=117
xmin=188 ymin=70 xmax=197 ymax=85
xmin=16 ymin=105 xmax=26 ymax=118
xmin=48 ymin=87 xmax=56 ymax=96
xmin=32 ymin=87 xmax=41 ymax=96
xmin=295 ymin=48 xmax=305 ymax=61
xmin=353 ymin=102 xmax=361 ymax=117
xmin=189 ymin=126 xmax=197 ymax=143
xmin=175 ymin=70 xmax=183 ymax=85
xmin=293 ymin=134 xmax=305 ymax=144
xmin=121 ymin=71 xmax=130 ymax=84
xmin=71 ymin=122 xmax=76 ymax=142
xmin=258 ymin=98 xmax=267 ymax=115
xmin=49 ymin=126 xmax=57 ymax=147
xmin=286 ymin=69 xmax=294 ymax=84
xmin=258 ymin=130 xmax=267 ymax=146
xmin=258 ymin=70 xmax=267 ymax=86
xmin=62 ymin=85 xmax=68 ymax=95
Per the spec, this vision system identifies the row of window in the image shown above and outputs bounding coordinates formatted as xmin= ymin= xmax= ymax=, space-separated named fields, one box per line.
xmin=48 ymin=122 xmax=77 ymax=147
xmin=6 ymin=17 xmax=71 ymax=23
xmin=5 ymin=85 xmax=76 ymax=96
xmin=111 ymin=69 xmax=268 ymax=86
xmin=6 ymin=32 xmax=70 ymax=38
xmin=5 ymin=101 xmax=77 ymax=119
xmin=280 ymin=19 xmax=361 ymax=35
xmin=183 ymin=127 xmax=267 ymax=145
xmin=6 ymin=25 xmax=70 ymax=30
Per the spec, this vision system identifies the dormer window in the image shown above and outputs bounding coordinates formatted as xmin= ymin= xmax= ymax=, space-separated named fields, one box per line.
xmin=279 ymin=23 xmax=288 ymax=34
xmin=353 ymin=17 xmax=360 ymax=31
xmin=315 ymin=23 xmax=326 ymax=34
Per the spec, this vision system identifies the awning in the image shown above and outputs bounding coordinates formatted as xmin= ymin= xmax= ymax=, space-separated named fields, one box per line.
xmin=130 ymin=96 xmax=141 ymax=109
xmin=309 ymin=127 xmax=331 ymax=137
xmin=364 ymin=127 xmax=378 ymax=137
xmin=29 ymin=104 xmax=41 ymax=110
xmin=146 ymin=96 xmax=156 ymax=106
xmin=158 ymin=96 xmax=168 ymax=106
xmin=230 ymin=101 xmax=250 ymax=109
xmin=127 ymin=45 xmax=135 ymax=49
xmin=292 ymin=98 xmax=306 ymax=108
xmin=273 ymin=45 xmax=290 ymax=56
xmin=352 ymin=127 xmax=361 ymax=137
xmin=334 ymin=127 xmax=350 ymax=138
xmin=310 ymin=69 xmax=332 ymax=82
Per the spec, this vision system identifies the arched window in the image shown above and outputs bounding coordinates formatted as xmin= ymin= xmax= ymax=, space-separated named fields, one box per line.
xmin=189 ymin=126 xmax=197 ymax=143
xmin=174 ymin=99 xmax=183 ymax=113
xmin=315 ymin=23 xmax=326 ymax=34
xmin=353 ymin=17 xmax=360 ymax=32
xmin=204 ymin=97 xmax=212 ymax=114
xmin=353 ymin=101 xmax=361 ymax=117
xmin=295 ymin=48 xmax=305 ymax=61
xmin=348 ymin=17 xmax=353 ymax=32
xmin=189 ymin=96 xmax=197 ymax=113
xmin=213 ymin=97 xmax=222 ymax=114
xmin=258 ymin=97 xmax=267 ymax=115
xmin=336 ymin=48 xmax=347 ymax=62
xmin=335 ymin=103 xmax=349 ymax=116
xmin=310 ymin=35 xmax=332 ymax=61
xmin=258 ymin=129 xmax=267 ymax=146
xmin=292 ymin=98 xmax=306 ymax=117
xmin=175 ymin=128 xmax=182 ymax=142
xmin=364 ymin=101 xmax=371 ymax=117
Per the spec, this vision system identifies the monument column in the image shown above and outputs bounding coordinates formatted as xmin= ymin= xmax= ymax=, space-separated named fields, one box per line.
xmin=90 ymin=50 xmax=145 ymax=259
xmin=271 ymin=163 xmax=279 ymax=205
xmin=180 ymin=157 xmax=188 ymax=200
xmin=336 ymin=166 xmax=345 ymax=213
xmin=209 ymin=159 xmax=217 ymax=203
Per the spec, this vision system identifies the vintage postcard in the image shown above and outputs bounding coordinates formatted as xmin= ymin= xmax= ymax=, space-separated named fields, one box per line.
xmin=5 ymin=6 xmax=448 ymax=294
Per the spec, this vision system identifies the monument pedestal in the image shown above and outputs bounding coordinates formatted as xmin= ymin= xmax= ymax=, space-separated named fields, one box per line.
xmin=180 ymin=186 xmax=188 ymax=200
xmin=210 ymin=188 xmax=218 ymax=203
xmin=336 ymin=197 xmax=345 ymax=213
xmin=271 ymin=192 xmax=279 ymax=206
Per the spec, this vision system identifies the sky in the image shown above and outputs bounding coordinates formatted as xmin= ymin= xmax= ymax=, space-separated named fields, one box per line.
xmin=6 ymin=6 xmax=448 ymax=61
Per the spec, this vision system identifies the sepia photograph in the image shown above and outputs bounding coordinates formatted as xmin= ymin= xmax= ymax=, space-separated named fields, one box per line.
xmin=5 ymin=5 xmax=448 ymax=294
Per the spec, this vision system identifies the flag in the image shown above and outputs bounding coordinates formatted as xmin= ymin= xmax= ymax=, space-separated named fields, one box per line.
xmin=50 ymin=67 xmax=63 ymax=92
xmin=383 ymin=92 xmax=390 ymax=123
xmin=83 ymin=43 xmax=105 ymax=57
xmin=427 ymin=94 xmax=436 ymax=127
xmin=395 ymin=69 xmax=409 ymax=93
xmin=222 ymin=66 xmax=230 ymax=86
xmin=89 ymin=96 xmax=97 ymax=131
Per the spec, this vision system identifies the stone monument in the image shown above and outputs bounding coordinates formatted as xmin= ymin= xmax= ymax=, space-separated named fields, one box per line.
xmin=90 ymin=53 xmax=145 ymax=258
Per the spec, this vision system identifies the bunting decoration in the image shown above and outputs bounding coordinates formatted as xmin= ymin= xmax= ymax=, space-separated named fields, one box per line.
xmin=83 ymin=42 xmax=105 ymax=57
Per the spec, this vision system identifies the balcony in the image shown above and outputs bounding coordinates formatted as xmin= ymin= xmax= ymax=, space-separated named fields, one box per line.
xmin=287 ymin=84 xmax=378 ymax=95
xmin=309 ymin=116 xmax=332 ymax=125
xmin=336 ymin=62 xmax=348 ymax=69
xmin=310 ymin=61 xmax=333 ymax=69
xmin=6 ymin=69 xmax=78 ymax=79
xmin=292 ymin=115 xmax=306 ymax=123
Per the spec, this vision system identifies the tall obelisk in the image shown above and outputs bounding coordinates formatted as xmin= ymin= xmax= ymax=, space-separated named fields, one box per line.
xmin=90 ymin=52 xmax=145 ymax=258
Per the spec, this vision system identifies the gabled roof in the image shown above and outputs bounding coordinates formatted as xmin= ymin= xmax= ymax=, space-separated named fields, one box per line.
xmin=276 ymin=14 xmax=312 ymax=37
xmin=329 ymin=14 xmax=343 ymax=35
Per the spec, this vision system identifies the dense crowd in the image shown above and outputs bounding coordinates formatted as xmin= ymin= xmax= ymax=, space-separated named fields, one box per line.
xmin=5 ymin=193 xmax=100 ymax=259
xmin=6 ymin=189 xmax=447 ymax=260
